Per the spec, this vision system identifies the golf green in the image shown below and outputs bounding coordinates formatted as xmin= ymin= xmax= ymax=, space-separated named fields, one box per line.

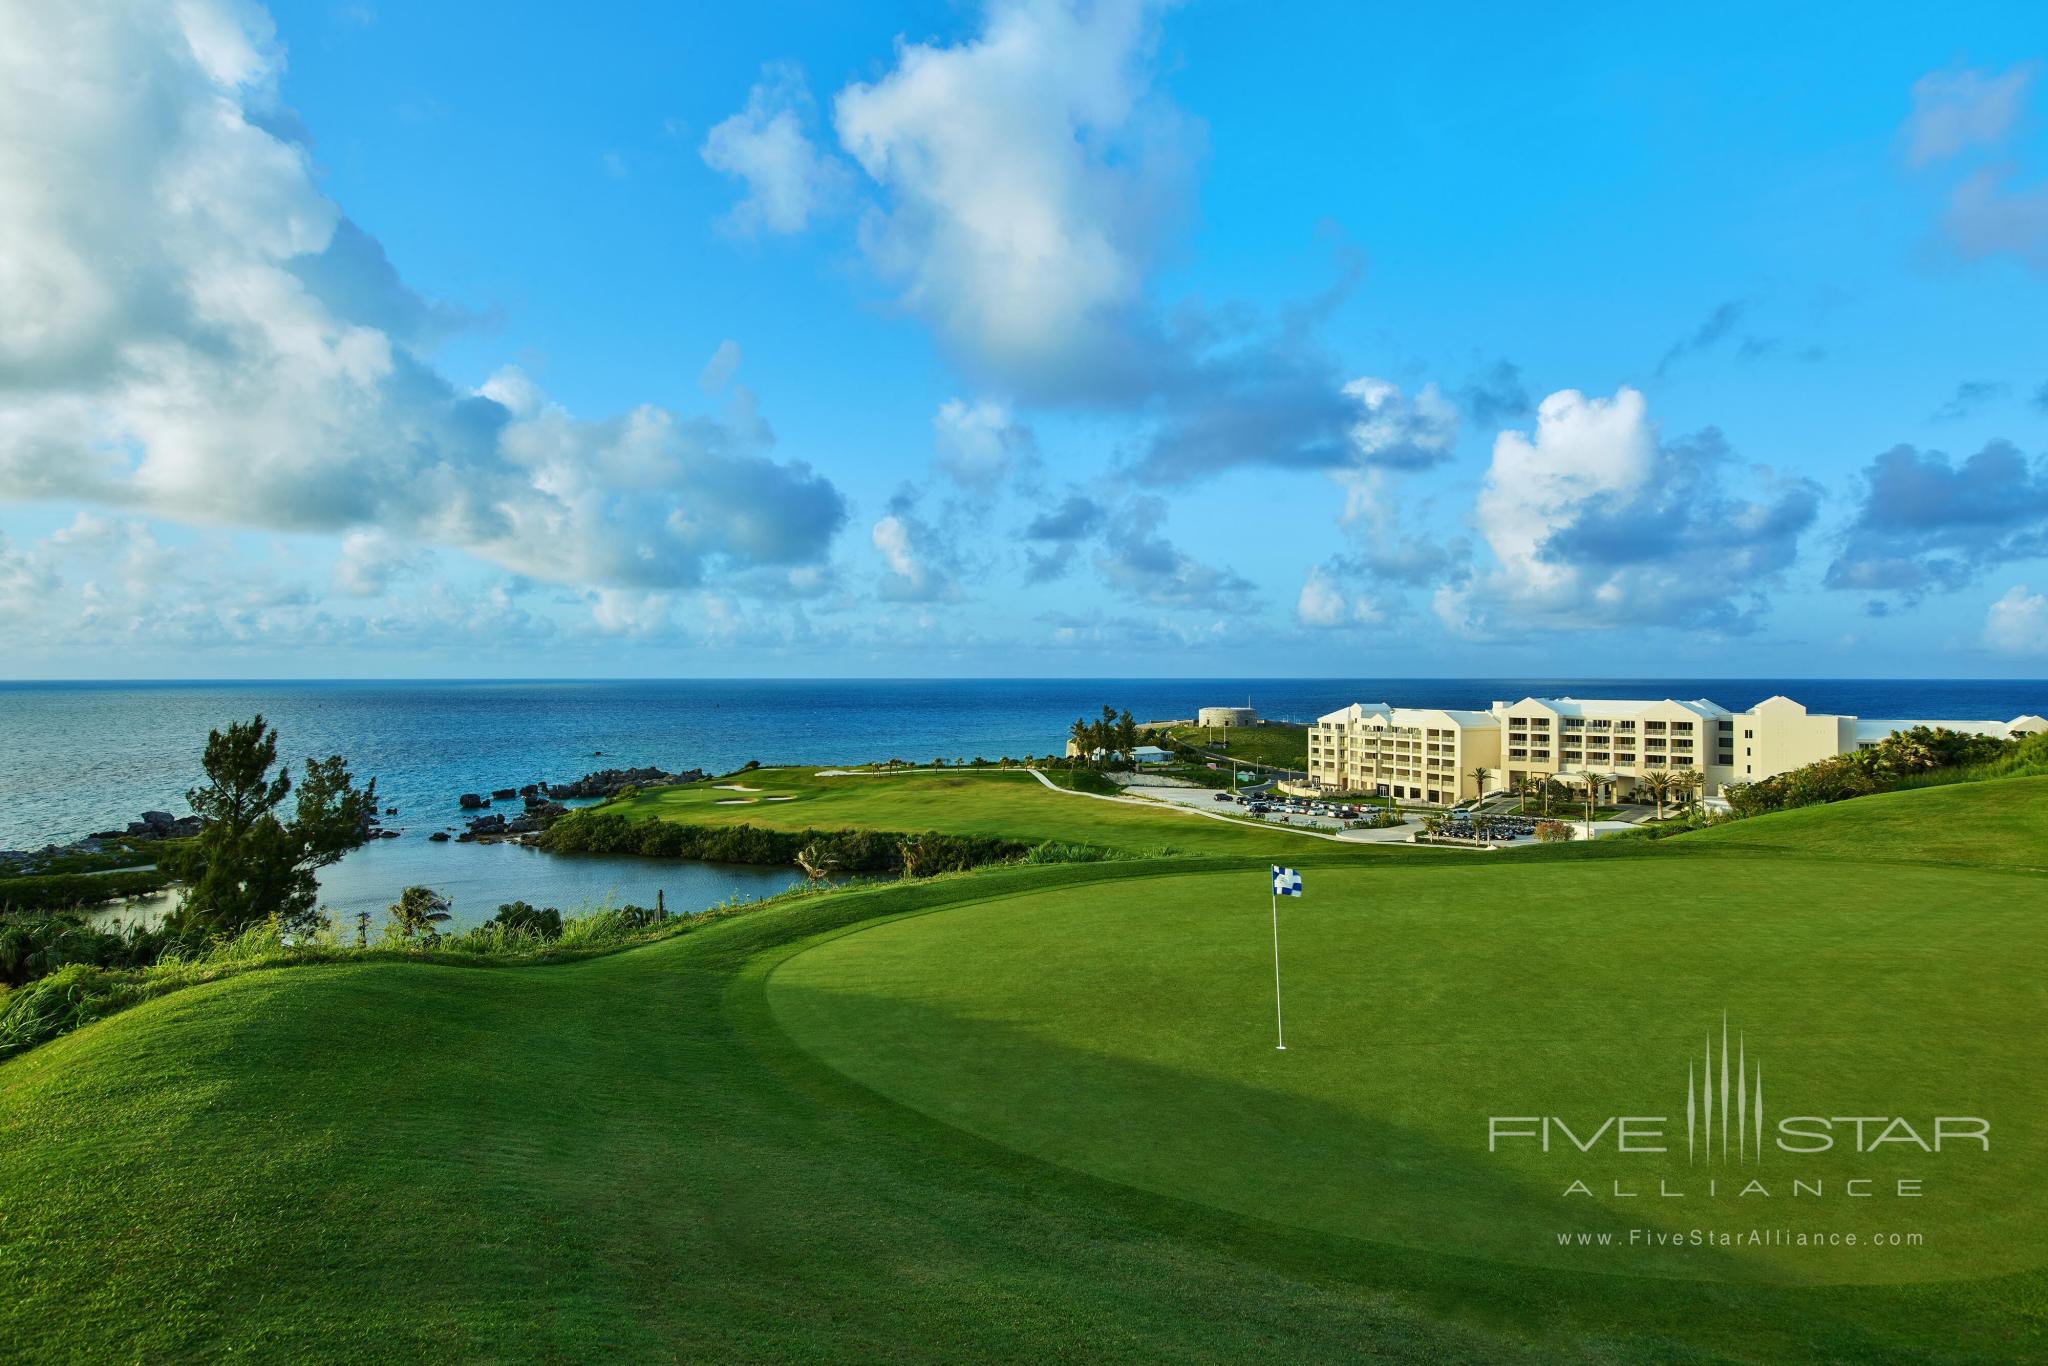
xmin=767 ymin=855 xmax=2048 ymax=1286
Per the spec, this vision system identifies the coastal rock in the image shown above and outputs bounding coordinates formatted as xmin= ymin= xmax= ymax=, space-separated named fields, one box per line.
xmin=459 ymin=793 xmax=486 ymax=810
xmin=491 ymin=788 xmax=517 ymax=801
xmin=428 ymin=831 xmax=451 ymax=843
xmin=544 ymin=765 xmax=705 ymax=800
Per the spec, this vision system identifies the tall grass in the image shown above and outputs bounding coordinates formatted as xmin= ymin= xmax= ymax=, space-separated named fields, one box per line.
xmin=0 ymin=885 xmax=820 ymax=1062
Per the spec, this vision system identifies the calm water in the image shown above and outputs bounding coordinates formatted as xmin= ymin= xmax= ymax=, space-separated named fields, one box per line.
xmin=6 ymin=678 xmax=2044 ymax=920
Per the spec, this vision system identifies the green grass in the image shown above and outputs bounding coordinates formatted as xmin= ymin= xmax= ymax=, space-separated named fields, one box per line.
xmin=770 ymin=857 xmax=2046 ymax=1289
xmin=1669 ymin=772 xmax=2048 ymax=870
xmin=599 ymin=764 xmax=1350 ymax=857
xmin=3 ymin=775 xmax=2046 ymax=1359
xmin=1164 ymin=722 xmax=1308 ymax=769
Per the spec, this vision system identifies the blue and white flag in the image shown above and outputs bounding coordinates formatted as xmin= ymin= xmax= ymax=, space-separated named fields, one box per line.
xmin=1272 ymin=866 xmax=1303 ymax=897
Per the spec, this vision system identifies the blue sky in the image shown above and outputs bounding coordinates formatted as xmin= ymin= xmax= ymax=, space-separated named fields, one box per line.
xmin=1 ymin=1 xmax=2045 ymax=677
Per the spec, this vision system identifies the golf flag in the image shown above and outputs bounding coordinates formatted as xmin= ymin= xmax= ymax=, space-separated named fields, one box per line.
xmin=1272 ymin=866 xmax=1302 ymax=897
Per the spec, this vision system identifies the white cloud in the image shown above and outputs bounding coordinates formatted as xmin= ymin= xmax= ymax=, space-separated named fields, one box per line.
xmin=1901 ymin=63 xmax=2048 ymax=273
xmin=932 ymin=398 xmax=1035 ymax=493
xmin=1474 ymin=387 xmax=1656 ymax=604
xmin=1296 ymin=564 xmax=1383 ymax=628
xmin=1905 ymin=63 xmax=2036 ymax=166
xmin=832 ymin=0 xmax=1192 ymax=395
xmin=698 ymin=339 xmax=743 ymax=393
xmin=1095 ymin=496 xmax=1253 ymax=608
xmin=1944 ymin=167 xmax=2048 ymax=272
xmin=0 ymin=2 xmax=846 ymax=597
xmin=1984 ymin=584 xmax=2048 ymax=654
xmin=1343 ymin=377 xmax=1459 ymax=469
xmin=1438 ymin=387 xmax=1818 ymax=637
xmin=332 ymin=527 xmax=419 ymax=596
xmin=701 ymin=62 xmax=849 ymax=234
xmin=588 ymin=587 xmax=674 ymax=636
xmin=870 ymin=512 xmax=957 ymax=601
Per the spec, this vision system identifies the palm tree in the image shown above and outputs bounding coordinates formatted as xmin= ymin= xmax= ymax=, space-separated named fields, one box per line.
xmin=1671 ymin=767 xmax=1702 ymax=812
xmin=1469 ymin=766 xmax=1493 ymax=802
xmin=389 ymin=885 xmax=451 ymax=943
xmin=1069 ymin=717 xmax=1090 ymax=763
xmin=1639 ymin=769 xmax=1674 ymax=820
xmin=1575 ymin=769 xmax=1605 ymax=831
xmin=794 ymin=841 xmax=838 ymax=888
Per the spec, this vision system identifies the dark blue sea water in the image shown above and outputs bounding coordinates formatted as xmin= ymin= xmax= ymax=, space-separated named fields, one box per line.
xmin=5 ymin=679 xmax=2043 ymax=923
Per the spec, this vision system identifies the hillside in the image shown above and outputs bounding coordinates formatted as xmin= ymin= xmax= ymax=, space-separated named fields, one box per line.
xmin=1670 ymin=771 xmax=2048 ymax=870
xmin=3 ymin=775 xmax=2044 ymax=1359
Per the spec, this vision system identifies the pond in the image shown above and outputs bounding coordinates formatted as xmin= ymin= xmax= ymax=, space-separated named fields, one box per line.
xmin=90 ymin=836 xmax=804 ymax=934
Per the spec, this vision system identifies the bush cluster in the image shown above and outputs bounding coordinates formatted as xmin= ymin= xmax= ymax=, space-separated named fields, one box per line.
xmin=0 ymin=914 xmax=191 ymax=987
xmin=1724 ymin=725 xmax=2024 ymax=818
xmin=538 ymin=812 xmax=1026 ymax=876
xmin=0 ymin=870 xmax=176 ymax=915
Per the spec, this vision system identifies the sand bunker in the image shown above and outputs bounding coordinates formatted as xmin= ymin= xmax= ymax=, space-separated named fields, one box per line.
xmin=712 ymin=798 xmax=753 ymax=805
xmin=713 ymin=783 xmax=761 ymax=792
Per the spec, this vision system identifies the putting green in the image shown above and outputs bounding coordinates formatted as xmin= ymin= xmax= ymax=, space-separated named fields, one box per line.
xmin=767 ymin=856 xmax=2048 ymax=1286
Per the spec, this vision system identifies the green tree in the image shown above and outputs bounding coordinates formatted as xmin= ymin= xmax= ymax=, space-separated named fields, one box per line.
xmin=389 ymin=886 xmax=452 ymax=943
xmin=1669 ymin=767 xmax=1702 ymax=811
xmin=1115 ymin=708 xmax=1139 ymax=762
xmin=1639 ymin=769 xmax=1674 ymax=820
xmin=165 ymin=716 xmax=376 ymax=937
xmin=1069 ymin=717 xmax=1091 ymax=763
xmin=1468 ymin=766 xmax=1492 ymax=801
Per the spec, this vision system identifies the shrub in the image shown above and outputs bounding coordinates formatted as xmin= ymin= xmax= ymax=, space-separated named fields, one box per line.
xmin=491 ymin=901 xmax=563 ymax=940
xmin=0 ymin=871 xmax=176 ymax=914
xmin=1021 ymin=841 xmax=1121 ymax=864
xmin=537 ymin=815 xmax=1025 ymax=877
xmin=1534 ymin=820 xmax=1574 ymax=844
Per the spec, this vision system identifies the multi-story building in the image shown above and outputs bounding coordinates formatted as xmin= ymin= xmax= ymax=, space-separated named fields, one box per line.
xmin=1493 ymin=696 xmax=1736 ymax=800
xmin=1308 ymin=702 xmax=1502 ymax=804
xmin=1308 ymin=692 xmax=2047 ymax=805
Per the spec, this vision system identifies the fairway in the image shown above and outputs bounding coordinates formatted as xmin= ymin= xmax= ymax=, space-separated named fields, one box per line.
xmin=768 ymin=853 xmax=2048 ymax=1287
xmin=598 ymin=765 xmax=1348 ymax=856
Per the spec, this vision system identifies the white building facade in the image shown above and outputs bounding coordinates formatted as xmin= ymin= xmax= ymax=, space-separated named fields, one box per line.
xmin=1308 ymin=692 xmax=2045 ymax=805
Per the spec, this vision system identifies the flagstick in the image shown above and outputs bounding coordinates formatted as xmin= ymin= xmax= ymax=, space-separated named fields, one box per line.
xmin=1270 ymin=883 xmax=1287 ymax=1051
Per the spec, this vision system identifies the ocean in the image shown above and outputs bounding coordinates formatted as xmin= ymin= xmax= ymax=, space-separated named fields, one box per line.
xmin=4 ymin=678 xmax=2043 ymax=925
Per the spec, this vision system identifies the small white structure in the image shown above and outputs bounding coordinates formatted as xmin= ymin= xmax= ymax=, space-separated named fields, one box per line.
xmin=1132 ymin=745 xmax=1173 ymax=765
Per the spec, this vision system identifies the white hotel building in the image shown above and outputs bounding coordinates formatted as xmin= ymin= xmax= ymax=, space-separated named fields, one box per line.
xmin=1308 ymin=694 xmax=2046 ymax=805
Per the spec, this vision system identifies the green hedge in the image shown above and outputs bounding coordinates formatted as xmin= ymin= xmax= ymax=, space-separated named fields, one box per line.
xmin=537 ymin=812 xmax=1025 ymax=876
xmin=0 ymin=870 xmax=174 ymax=914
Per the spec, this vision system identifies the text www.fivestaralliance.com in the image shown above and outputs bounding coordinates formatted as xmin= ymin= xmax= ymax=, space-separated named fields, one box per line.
xmin=1555 ymin=1229 xmax=1925 ymax=1249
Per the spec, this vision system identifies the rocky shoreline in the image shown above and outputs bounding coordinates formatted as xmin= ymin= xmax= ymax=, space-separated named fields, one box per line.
xmin=3 ymin=765 xmax=702 ymax=871
xmin=445 ymin=766 xmax=704 ymax=843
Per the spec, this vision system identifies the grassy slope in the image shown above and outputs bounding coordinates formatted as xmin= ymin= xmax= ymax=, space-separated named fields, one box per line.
xmin=1 ymin=861 xmax=1581 ymax=1363
xmin=598 ymin=765 xmax=1347 ymax=857
xmin=1165 ymin=722 xmax=1309 ymax=769
xmin=4 ymin=777 xmax=2045 ymax=1359
xmin=1669 ymin=772 xmax=2048 ymax=870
